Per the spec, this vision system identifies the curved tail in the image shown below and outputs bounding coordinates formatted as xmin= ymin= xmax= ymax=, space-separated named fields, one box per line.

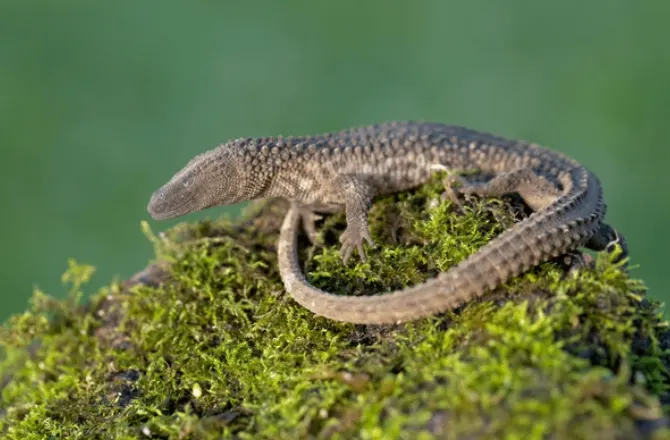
xmin=277 ymin=168 xmax=606 ymax=324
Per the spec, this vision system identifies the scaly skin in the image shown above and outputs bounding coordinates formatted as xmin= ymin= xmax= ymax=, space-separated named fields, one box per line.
xmin=148 ymin=121 xmax=627 ymax=324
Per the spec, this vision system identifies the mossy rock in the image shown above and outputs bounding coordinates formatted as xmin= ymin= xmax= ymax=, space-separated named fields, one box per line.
xmin=1 ymin=176 xmax=669 ymax=439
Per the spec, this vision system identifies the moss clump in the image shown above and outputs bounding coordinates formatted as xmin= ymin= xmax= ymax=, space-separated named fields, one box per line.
xmin=1 ymin=176 xmax=669 ymax=439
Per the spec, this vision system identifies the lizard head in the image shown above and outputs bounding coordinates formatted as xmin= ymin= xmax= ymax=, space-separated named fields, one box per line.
xmin=147 ymin=143 xmax=242 ymax=220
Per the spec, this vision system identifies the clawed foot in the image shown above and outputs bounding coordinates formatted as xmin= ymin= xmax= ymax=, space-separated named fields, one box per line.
xmin=431 ymin=164 xmax=475 ymax=209
xmin=296 ymin=205 xmax=374 ymax=264
xmin=339 ymin=224 xmax=374 ymax=264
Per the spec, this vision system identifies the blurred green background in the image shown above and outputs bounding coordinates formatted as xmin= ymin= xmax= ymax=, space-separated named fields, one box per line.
xmin=1 ymin=1 xmax=668 ymax=322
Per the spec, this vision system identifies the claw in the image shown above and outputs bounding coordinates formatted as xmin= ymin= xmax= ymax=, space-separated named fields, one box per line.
xmin=341 ymin=244 xmax=356 ymax=264
xmin=432 ymin=166 xmax=470 ymax=209
xmin=338 ymin=225 xmax=374 ymax=264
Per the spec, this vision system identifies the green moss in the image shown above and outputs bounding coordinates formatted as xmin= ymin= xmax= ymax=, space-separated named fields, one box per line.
xmin=1 ymin=175 xmax=669 ymax=439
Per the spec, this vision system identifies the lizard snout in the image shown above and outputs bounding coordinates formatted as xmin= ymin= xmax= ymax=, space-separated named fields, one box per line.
xmin=147 ymin=183 xmax=199 ymax=221
xmin=147 ymin=188 xmax=171 ymax=220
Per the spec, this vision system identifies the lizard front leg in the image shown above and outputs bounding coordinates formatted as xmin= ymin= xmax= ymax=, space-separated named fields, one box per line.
xmin=330 ymin=175 xmax=375 ymax=264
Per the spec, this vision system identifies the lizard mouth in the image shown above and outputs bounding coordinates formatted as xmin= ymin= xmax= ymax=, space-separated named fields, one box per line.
xmin=147 ymin=189 xmax=197 ymax=220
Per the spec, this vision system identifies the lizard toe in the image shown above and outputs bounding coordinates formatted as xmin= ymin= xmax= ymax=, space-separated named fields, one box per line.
xmin=338 ymin=225 xmax=373 ymax=264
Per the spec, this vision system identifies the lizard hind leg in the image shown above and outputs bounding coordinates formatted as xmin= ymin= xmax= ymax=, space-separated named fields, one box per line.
xmin=439 ymin=167 xmax=564 ymax=212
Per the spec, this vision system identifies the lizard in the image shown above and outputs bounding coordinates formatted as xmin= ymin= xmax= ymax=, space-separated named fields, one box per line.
xmin=147 ymin=121 xmax=627 ymax=325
